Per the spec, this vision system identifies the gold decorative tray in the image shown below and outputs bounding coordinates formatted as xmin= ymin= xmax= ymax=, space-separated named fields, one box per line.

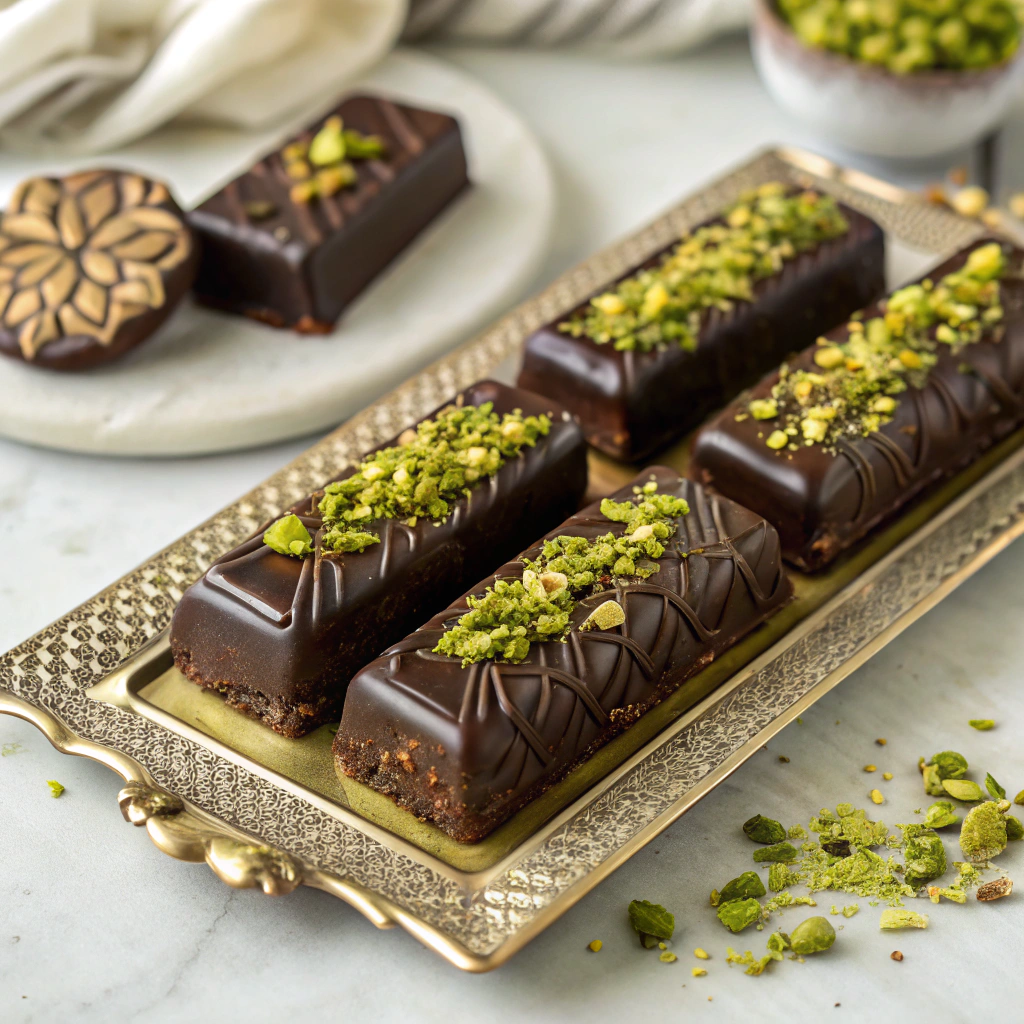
xmin=3 ymin=147 xmax=1020 ymax=972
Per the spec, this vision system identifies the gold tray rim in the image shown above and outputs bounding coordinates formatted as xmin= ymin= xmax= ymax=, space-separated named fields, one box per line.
xmin=2 ymin=145 xmax=1019 ymax=972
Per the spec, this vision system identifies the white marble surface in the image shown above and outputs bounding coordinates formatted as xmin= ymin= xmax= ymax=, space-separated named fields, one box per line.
xmin=2 ymin=35 xmax=1024 ymax=1023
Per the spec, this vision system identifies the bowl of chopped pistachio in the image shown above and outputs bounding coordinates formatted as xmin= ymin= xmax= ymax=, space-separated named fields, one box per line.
xmin=752 ymin=0 xmax=1024 ymax=158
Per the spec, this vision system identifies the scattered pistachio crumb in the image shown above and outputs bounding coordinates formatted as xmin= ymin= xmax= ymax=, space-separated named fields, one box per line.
xmin=864 ymin=765 xmax=877 ymax=773
xmin=46 ymin=780 xmax=64 ymax=799
xmin=691 ymin=967 xmax=707 ymax=977
xmin=968 ymin=718 xmax=995 ymax=731
xmin=660 ymin=951 xmax=678 ymax=963
xmin=883 ymin=772 xmax=894 ymax=781
xmin=876 ymin=738 xmax=887 ymax=746
xmin=879 ymin=909 xmax=928 ymax=930
xmin=694 ymin=948 xmax=710 ymax=960
xmin=778 ymin=755 xmax=791 ymax=764
xmin=588 ymin=939 xmax=602 ymax=952
xmin=870 ymin=789 xmax=885 ymax=805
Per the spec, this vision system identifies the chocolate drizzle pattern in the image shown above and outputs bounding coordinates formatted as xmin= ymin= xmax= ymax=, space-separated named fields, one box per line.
xmin=190 ymin=95 xmax=469 ymax=332
xmin=335 ymin=468 xmax=790 ymax=843
xmin=518 ymin=201 xmax=885 ymax=460
xmin=691 ymin=239 xmax=1024 ymax=571
xmin=169 ymin=381 xmax=587 ymax=737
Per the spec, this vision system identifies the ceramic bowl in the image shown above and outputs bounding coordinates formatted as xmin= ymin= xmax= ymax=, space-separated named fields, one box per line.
xmin=752 ymin=0 xmax=1024 ymax=159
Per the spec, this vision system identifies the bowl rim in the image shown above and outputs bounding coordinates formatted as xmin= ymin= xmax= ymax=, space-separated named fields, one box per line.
xmin=753 ymin=0 xmax=1024 ymax=87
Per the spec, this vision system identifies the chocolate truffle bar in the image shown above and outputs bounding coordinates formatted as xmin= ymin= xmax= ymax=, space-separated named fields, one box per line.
xmin=170 ymin=381 xmax=587 ymax=737
xmin=690 ymin=239 xmax=1024 ymax=571
xmin=517 ymin=184 xmax=885 ymax=461
xmin=190 ymin=94 xmax=469 ymax=332
xmin=335 ymin=467 xmax=790 ymax=842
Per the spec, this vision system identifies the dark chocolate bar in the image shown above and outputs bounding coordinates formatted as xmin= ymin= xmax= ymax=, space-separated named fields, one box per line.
xmin=690 ymin=239 xmax=1024 ymax=571
xmin=189 ymin=94 xmax=469 ymax=332
xmin=517 ymin=193 xmax=884 ymax=461
xmin=335 ymin=467 xmax=790 ymax=842
xmin=170 ymin=381 xmax=587 ymax=737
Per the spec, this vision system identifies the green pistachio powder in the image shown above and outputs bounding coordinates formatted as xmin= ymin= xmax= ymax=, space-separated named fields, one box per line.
xmin=263 ymin=401 xmax=552 ymax=558
xmin=624 ymin=746 xmax=1017 ymax=977
xmin=779 ymin=0 xmax=1021 ymax=75
xmin=560 ymin=182 xmax=850 ymax=354
xmin=749 ymin=242 xmax=1009 ymax=452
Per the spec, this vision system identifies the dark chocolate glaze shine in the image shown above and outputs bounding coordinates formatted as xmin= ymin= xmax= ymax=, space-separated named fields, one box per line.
xmin=517 ymin=200 xmax=885 ymax=461
xmin=335 ymin=468 xmax=790 ymax=842
xmin=690 ymin=239 xmax=1024 ymax=570
xmin=190 ymin=95 xmax=469 ymax=332
xmin=170 ymin=381 xmax=588 ymax=736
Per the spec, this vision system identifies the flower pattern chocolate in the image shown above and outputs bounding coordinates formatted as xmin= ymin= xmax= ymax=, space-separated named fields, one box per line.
xmin=0 ymin=170 xmax=198 ymax=370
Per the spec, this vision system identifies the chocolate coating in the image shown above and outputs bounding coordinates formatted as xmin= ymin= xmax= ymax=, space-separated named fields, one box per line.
xmin=517 ymin=200 xmax=884 ymax=461
xmin=0 ymin=170 xmax=198 ymax=371
xmin=190 ymin=95 xmax=469 ymax=332
xmin=690 ymin=239 xmax=1024 ymax=571
xmin=170 ymin=381 xmax=588 ymax=737
xmin=335 ymin=467 xmax=791 ymax=842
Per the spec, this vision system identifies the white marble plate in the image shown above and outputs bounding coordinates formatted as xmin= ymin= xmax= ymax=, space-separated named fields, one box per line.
xmin=0 ymin=50 xmax=554 ymax=455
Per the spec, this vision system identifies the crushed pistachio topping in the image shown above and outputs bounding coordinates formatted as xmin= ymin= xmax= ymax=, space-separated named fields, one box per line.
xmin=559 ymin=183 xmax=849 ymax=353
xmin=46 ymin=779 xmax=64 ymax=798
xmin=262 ymin=514 xmax=314 ymax=558
xmin=778 ymin=0 xmax=1022 ymax=74
xmin=433 ymin=484 xmax=689 ymax=666
xmin=750 ymin=242 xmax=1008 ymax=451
xmin=271 ymin=402 xmax=550 ymax=558
xmin=281 ymin=115 xmax=385 ymax=204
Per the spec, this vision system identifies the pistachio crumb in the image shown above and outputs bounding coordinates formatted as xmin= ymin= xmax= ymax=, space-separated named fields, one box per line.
xmin=588 ymin=939 xmax=602 ymax=952
xmin=46 ymin=780 xmax=64 ymax=799
xmin=692 ymin=967 xmax=707 ymax=977
xmin=694 ymin=948 xmax=710 ymax=960
xmin=870 ymin=789 xmax=884 ymax=805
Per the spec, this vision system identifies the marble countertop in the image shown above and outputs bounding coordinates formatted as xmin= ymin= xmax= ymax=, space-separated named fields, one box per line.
xmin=2 ymin=34 xmax=1024 ymax=1023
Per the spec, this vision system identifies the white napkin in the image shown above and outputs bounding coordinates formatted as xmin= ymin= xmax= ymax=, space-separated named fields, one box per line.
xmin=404 ymin=0 xmax=751 ymax=56
xmin=0 ymin=0 xmax=407 ymax=154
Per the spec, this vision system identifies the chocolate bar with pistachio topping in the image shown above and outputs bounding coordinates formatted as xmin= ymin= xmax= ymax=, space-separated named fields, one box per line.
xmin=169 ymin=381 xmax=587 ymax=738
xmin=690 ymin=239 xmax=1024 ymax=571
xmin=517 ymin=184 xmax=885 ymax=461
xmin=189 ymin=94 xmax=469 ymax=332
xmin=334 ymin=467 xmax=790 ymax=843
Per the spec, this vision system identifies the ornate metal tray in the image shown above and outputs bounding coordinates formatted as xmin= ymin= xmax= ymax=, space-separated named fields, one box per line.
xmin=3 ymin=147 xmax=1020 ymax=972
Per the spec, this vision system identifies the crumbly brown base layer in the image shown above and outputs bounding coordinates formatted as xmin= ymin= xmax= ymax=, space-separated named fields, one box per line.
xmin=334 ymin=655 xmax=715 ymax=843
xmin=174 ymin=650 xmax=333 ymax=738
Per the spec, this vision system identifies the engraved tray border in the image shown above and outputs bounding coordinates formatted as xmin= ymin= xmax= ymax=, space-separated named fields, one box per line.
xmin=1 ymin=147 xmax=1016 ymax=972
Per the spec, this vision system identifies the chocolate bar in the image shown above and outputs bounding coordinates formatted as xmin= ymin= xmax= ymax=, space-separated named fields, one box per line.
xmin=0 ymin=170 xmax=198 ymax=371
xmin=170 ymin=381 xmax=587 ymax=737
xmin=517 ymin=185 xmax=885 ymax=461
xmin=335 ymin=466 xmax=790 ymax=842
xmin=189 ymin=94 xmax=469 ymax=332
xmin=690 ymin=239 xmax=1024 ymax=571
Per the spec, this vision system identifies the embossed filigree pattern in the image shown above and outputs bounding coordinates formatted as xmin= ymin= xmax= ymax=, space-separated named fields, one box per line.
xmin=0 ymin=150 xmax=1016 ymax=966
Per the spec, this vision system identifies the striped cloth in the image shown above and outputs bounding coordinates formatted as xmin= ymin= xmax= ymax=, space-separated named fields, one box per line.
xmin=403 ymin=0 xmax=751 ymax=56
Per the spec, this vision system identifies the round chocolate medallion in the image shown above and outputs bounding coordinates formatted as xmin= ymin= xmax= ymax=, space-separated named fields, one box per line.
xmin=0 ymin=170 xmax=199 ymax=371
